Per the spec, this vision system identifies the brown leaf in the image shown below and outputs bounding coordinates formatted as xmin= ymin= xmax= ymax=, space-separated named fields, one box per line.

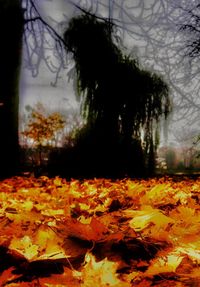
xmin=57 ymin=217 xmax=108 ymax=242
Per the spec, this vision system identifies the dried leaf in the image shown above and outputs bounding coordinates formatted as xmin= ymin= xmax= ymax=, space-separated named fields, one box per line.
xmin=128 ymin=206 xmax=174 ymax=232
xmin=81 ymin=253 xmax=129 ymax=287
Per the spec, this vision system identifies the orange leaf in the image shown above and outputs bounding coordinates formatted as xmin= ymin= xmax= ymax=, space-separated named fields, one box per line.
xmin=57 ymin=217 xmax=107 ymax=242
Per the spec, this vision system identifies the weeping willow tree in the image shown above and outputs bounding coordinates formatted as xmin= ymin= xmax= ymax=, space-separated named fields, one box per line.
xmin=64 ymin=14 xmax=171 ymax=177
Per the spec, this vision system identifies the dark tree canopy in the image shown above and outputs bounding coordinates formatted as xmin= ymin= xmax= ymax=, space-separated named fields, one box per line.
xmin=63 ymin=14 xmax=171 ymax=178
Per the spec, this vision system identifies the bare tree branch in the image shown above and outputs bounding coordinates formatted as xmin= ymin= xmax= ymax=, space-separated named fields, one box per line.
xmin=20 ymin=0 xmax=200 ymax=145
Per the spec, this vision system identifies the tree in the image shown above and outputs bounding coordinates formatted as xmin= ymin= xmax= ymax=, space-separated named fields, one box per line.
xmin=0 ymin=0 xmax=24 ymax=178
xmin=0 ymin=0 xmax=66 ymax=178
xmin=22 ymin=0 xmax=200 ymax=145
xmin=165 ymin=148 xmax=176 ymax=170
xmin=179 ymin=1 xmax=200 ymax=57
xmin=22 ymin=102 xmax=65 ymax=168
xmin=1 ymin=0 xmax=197 ymax=179
xmin=63 ymin=14 xmax=170 ymax=177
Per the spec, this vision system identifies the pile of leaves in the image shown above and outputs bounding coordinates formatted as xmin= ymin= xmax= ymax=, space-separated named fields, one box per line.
xmin=1 ymin=175 xmax=200 ymax=286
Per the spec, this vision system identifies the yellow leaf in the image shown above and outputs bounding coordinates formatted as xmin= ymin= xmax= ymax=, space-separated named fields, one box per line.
xmin=128 ymin=206 xmax=173 ymax=232
xmin=145 ymin=252 xmax=184 ymax=275
xmin=81 ymin=253 xmax=129 ymax=287
xmin=42 ymin=209 xmax=64 ymax=216
xmin=53 ymin=177 xmax=63 ymax=186
xmin=9 ymin=235 xmax=38 ymax=260
xmin=22 ymin=200 xmax=33 ymax=211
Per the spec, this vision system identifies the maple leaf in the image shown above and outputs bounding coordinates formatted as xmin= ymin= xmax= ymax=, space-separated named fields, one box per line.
xmin=2 ymin=175 xmax=200 ymax=286
xmin=9 ymin=236 xmax=38 ymax=260
xmin=0 ymin=267 xmax=17 ymax=287
xmin=173 ymin=190 xmax=192 ymax=205
xmin=57 ymin=217 xmax=108 ymax=242
xmin=169 ymin=206 xmax=200 ymax=244
xmin=140 ymin=183 xmax=176 ymax=206
xmin=145 ymin=252 xmax=184 ymax=276
xmin=80 ymin=253 xmax=129 ymax=287
xmin=127 ymin=206 xmax=174 ymax=232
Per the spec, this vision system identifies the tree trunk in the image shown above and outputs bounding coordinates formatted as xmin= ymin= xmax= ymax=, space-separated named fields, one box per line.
xmin=0 ymin=0 xmax=24 ymax=178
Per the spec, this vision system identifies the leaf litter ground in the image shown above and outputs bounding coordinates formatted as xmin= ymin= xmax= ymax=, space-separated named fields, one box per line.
xmin=1 ymin=175 xmax=200 ymax=286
